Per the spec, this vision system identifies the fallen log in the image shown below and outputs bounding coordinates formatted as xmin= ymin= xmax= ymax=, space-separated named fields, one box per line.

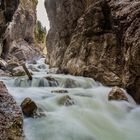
xmin=21 ymin=63 xmax=32 ymax=80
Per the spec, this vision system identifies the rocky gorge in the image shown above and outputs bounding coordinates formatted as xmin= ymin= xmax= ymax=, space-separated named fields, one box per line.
xmin=0 ymin=0 xmax=140 ymax=140
xmin=45 ymin=0 xmax=140 ymax=103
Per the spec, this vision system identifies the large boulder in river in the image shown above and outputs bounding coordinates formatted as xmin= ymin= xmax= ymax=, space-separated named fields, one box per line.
xmin=108 ymin=87 xmax=128 ymax=102
xmin=51 ymin=89 xmax=68 ymax=94
xmin=45 ymin=0 xmax=140 ymax=103
xmin=0 ymin=81 xmax=23 ymax=140
xmin=21 ymin=97 xmax=37 ymax=117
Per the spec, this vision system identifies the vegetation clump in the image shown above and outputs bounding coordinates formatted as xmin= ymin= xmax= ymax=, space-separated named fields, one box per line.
xmin=34 ymin=20 xmax=47 ymax=52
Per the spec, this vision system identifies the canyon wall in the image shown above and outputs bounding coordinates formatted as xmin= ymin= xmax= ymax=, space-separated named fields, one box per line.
xmin=45 ymin=0 xmax=140 ymax=103
xmin=0 ymin=0 xmax=40 ymax=61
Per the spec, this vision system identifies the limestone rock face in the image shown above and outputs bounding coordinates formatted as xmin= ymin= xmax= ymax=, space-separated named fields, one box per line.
xmin=2 ymin=0 xmax=40 ymax=61
xmin=0 ymin=81 xmax=23 ymax=140
xmin=45 ymin=0 xmax=140 ymax=103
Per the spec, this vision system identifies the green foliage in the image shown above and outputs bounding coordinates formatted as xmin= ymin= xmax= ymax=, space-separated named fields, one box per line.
xmin=34 ymin=20 xmax=46 ymax=44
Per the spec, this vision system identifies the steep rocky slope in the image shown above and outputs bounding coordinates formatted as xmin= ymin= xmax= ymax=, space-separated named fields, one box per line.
xmin=45 ymin=0 xmax=140 ymax=103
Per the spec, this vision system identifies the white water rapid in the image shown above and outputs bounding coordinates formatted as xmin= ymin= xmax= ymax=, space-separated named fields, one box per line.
xmin=1 ymin=58 xmax=140 ymax=140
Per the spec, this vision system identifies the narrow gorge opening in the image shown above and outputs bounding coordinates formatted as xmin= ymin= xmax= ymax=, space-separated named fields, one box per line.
xmin=35 ymin=0 xmax=50 ymax=55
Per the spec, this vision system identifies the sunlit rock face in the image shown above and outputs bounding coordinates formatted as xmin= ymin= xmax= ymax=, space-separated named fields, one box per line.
xmin=45 ymin=0 xmax=140 ymax=103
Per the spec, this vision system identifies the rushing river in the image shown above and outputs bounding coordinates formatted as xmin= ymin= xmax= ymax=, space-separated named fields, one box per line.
xmin=1 ymin=58 xmax=140 ymax=140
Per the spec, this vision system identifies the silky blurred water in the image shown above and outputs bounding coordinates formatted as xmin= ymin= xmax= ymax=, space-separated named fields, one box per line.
xmin=1 ymin=58 xmax=140 ymax=140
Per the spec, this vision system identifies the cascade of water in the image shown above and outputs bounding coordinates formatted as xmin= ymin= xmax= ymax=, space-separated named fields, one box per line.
xmin=0 ymin=58 xmax=140 ymax=140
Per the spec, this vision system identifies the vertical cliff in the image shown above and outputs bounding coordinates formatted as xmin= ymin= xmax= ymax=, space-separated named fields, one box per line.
xmin=45 ymin=0 xmax=140 ymax=103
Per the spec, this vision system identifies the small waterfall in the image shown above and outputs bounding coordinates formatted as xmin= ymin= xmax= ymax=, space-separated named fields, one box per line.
xmin=0 ymin=58 xmax=140 ymax=140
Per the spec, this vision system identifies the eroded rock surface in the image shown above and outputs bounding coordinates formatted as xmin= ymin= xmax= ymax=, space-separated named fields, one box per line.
xmin=45 ymin=0 xmax=140 ymax=103
xmin=0 ymin=81 xmax=23 ymax=140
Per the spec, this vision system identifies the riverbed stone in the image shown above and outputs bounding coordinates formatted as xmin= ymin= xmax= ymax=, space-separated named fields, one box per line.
xmin=51 ymin=89 xmax=68 ymax=94
xmin=21 ymin=97 xmax=37 ymax=117
xmin=108 ymin=86 xmax=128 ymax=102
xmin=58 ymin=95 xmax=75 ymax=106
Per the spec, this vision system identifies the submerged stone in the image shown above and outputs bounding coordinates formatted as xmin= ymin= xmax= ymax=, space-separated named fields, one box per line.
xmin=21 ymin=98 xmax=37 ymax=117
xmin=108 ymin=86 xmax=128 ymax=102
xmin=64 ymin=78 xmax=80 ymax=88
xmin=58 ymin=95 xmax=75 ymax=106
xmin=51 ymin=90 xmax=68 ymax=94
xmin=45 ymin=76 xmax=59 ymax=87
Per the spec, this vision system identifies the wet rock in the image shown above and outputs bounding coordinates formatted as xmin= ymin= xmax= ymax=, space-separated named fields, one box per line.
xmin=58 ymin=95 xmax=75 ymax=106
xmin=12 ymin=66 xmax=26 ymax=76
xmin=108 ymin=87 xmax=128 ymax=102
xmin=21 ymin=98 xmax=37 ymax=117
xmin=64 ymin=78 xmax=80 ymax=88
xmin=0 ymin=81 xmax=23 ymax=140
xmin=28 ymin=65 xmax=40 ymax=72
xmin=51 ymin=90 xmax=68 ymax=94
xmin=45 ymin=76 xmax=59 ymax=87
